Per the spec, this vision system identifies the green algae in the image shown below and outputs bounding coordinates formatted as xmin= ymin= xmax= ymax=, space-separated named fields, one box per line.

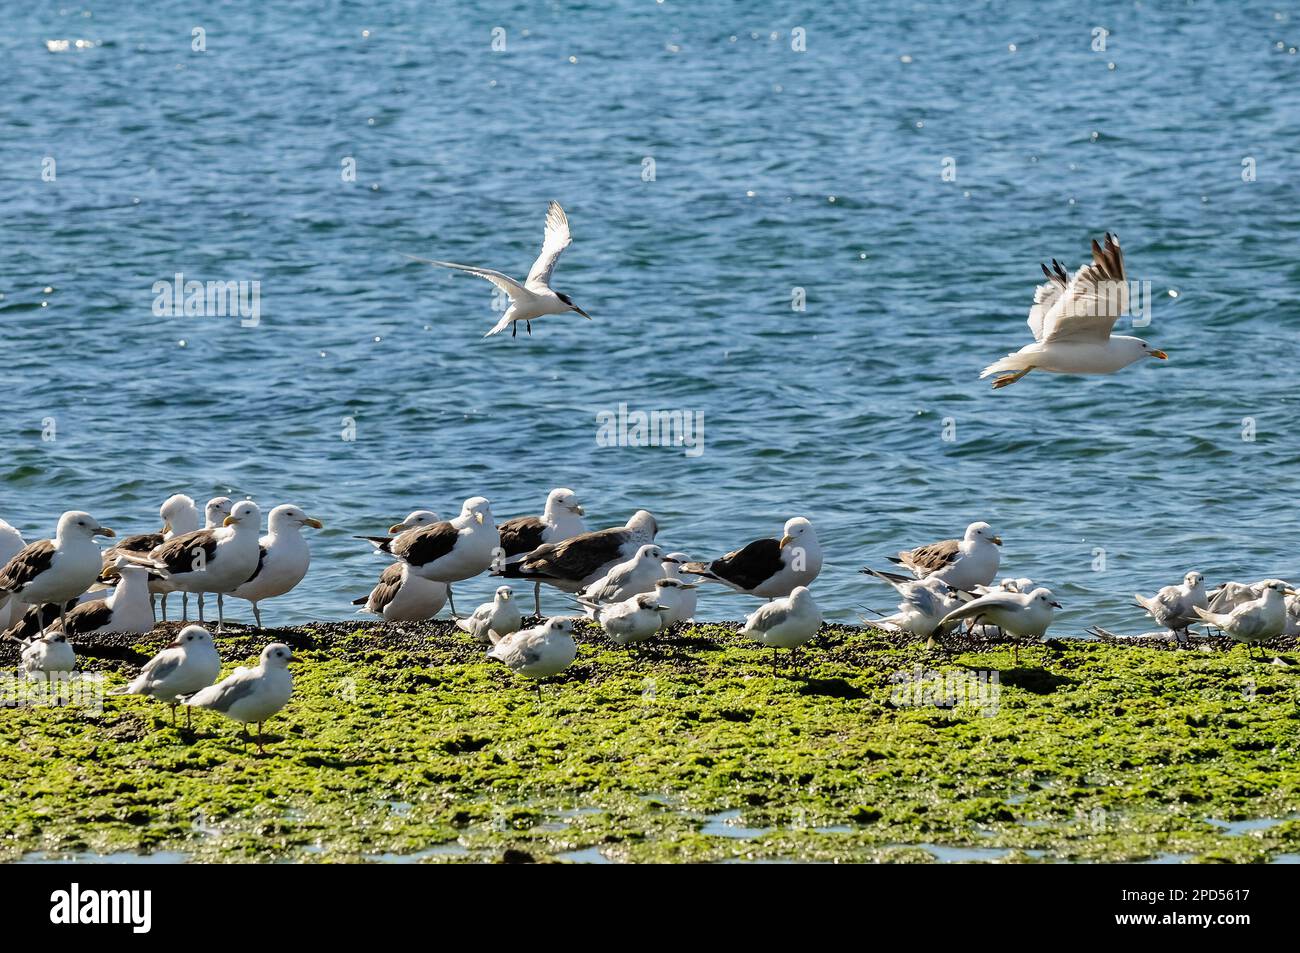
xmin=1 ymin=621 xmax=1298 ymax=864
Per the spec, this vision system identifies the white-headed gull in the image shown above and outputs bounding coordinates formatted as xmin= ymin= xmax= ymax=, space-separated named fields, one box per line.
xmin=982 ymin=233 xmax=1166 ymax=388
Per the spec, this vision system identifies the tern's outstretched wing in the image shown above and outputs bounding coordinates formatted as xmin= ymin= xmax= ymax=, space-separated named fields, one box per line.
xmin=525 ymin=201 xmax=572 ymax=291
xmin=406 ymin=256 xmax=526 ymax=302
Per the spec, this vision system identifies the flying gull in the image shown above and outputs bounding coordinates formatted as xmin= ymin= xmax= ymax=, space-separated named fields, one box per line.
xmin=982 ymin=233 xmax=1167 ymax=388
xmin=407 ymin=201 xmax=591 ymax=338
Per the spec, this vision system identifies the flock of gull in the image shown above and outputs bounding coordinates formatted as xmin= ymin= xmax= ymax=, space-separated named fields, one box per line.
xmin=1 ymin=484 xmax=1294 ymax=748
xmin=0 ymin=212 xmax=1264 ymax=752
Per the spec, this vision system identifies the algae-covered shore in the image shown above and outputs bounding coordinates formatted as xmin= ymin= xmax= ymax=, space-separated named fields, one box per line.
xmin=2 ymin=620 xmax=1298 ymax=864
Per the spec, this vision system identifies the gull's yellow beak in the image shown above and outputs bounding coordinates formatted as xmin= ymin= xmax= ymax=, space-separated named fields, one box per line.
xmin=1150 ymin=349 xmax=1168 ymax=360
xmin=1286 ymin=589 xmax=1299 ymax=597
xmin=992 ymin=536 xmax=1003 ymax=546
xmin=223 ymin=515 xmax=239 ymax=527
xmin=94 ymin=527 xmax=116 ymax=538
xmin=160 ymin=522 xmax=170 ymax=534
xmin=572 ymin=505 xmax=585 ymax=516
xmin=304 ymin=517 xmax=324 ymax=529
xmin=475 ymin=512 xmax=484 ymax=525
xmin=388 ymin=522 xmax=408 ymax=533
xmin=779 ymin=534 xmax=794 ymax=548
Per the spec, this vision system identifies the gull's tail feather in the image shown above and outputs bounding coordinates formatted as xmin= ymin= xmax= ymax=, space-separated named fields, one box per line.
xmin=355 ymin=535 xmax=394 ymax=554
xmin=1191 ymin=606 xmax=1225 ymax=627
xmin=980 ymin=352 xmax=1035 ymax=379
xmin=484 ymin=312 xmax=516 ymax=337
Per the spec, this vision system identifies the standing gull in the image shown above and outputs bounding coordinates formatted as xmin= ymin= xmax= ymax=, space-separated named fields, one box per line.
xmin=577 ymin=544 xmax=668 ymax=605
xmin=184 ymin=642 xmax=295 ymax=753
xmin=981 ymin=233 xmax=1167 ymax=388
xmin=96 ymin=494 xmax=202 ymax=621
xmin=1193 ymin=579 xmax=1293 ymax=659
xmin=861 ymin=568 xmax=963 ymax=640
xmin=0 ymin=512 xmax=115 ymax=633
xmin=407 ymin=201 xmax=591 ymax=338
xmin=353 ymin=562 xmax=448 ymax=622
xmin=10 ymin=631 xmax=75 ymax=677
xmin=363 ymin=497 xmax=498 ymax=616
xmin=578 ymin=590 xmax=672 ymax=646
xmin=680 ymin=517 xmax=822 ymax=599
xmin=46 ymin=559 xmax=156 ymax=639
xmin=740 ymin=586 xmax=823 ymax=674
xmin=0 ymin=520 xmax=26 ymax=634
xmin=353 ymin=510 xmax=447 ymax=622
xmin=940 ymin=587 xmax=1061 ymax=663
xmin=154 ymin=496 xmax=233 ymax=622
xmin=116 ymin=624 xmax=221 ymax=727
xmin=455 ymin=585 xmax=523 ymax=644
xmin=656 ymin=553 xmax=699 ymax=627
xmin=500 ymin=510 xmax=658 ymax=595
xmin=144 ymin=501 xmax=262 ymax=632
xmin=887 ymin=521 xmax=1002 ymax=591
xmin=230 ymin=504 xmax=323 ymax=628
xmin=499 ymin=488 xmax=587 ymax=614
xmin=486 ymin=617 xmax=578 ymax=697
xmin=1135 ymin=571 xmax=1207 ymax=643
xmin=649 ymin=574 xmax=698 ymax=630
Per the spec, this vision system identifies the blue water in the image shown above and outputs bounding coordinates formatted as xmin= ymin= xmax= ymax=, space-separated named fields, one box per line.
xmin=3 ymin=3 xmax=1300 ymax=630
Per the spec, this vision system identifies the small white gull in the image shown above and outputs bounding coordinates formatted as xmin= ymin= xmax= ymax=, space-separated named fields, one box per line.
xmin=577 ymin=588 xmax=673 ymax=645
xmin=577 ymin=544 xmax=667 ymax=604
xmin=1134 ymin=571 xmax=1207 ymax=642
xmin=184 ymin=642 xmax=295 ymax=753
xmin=1193 ymin=579 xmax=1293 ymax=659
xmin=487 ymin=617 xmax=578 ymax=697
xmin=456 ymin=585 xmax=523 ymax=644
xmin=940 ymin=587 xmax=1061 ymax=662
xmin=116 ymin=624 xmax=221 ymax=726
xmin=741 ymin=585 xmax=823 ymax=673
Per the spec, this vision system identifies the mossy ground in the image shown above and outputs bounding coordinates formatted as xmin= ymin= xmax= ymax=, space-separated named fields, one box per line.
xmin=2 ymin=619 xmax=1298 ymax=864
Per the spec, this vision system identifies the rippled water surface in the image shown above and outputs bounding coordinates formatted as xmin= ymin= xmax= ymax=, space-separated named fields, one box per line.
xmin=3 ymin=3 xmax=1300 ymax=628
